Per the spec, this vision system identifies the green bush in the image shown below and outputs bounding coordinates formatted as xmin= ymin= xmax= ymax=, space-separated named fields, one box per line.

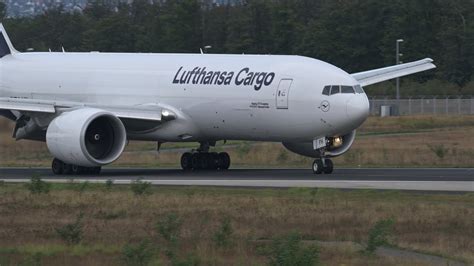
xmin=157 ymin=213 xmax=182 ymax=245
xmin=105 ymin=179 xmax=114 ymax=190
xmin=171 ymin=252 xmax=201 ymax=266
xmin=213 ymin=216 xmax=234 ymax=249
xmin=365 ymin=218 xmax=395 ymax=254
xmin=427 ymin=144 xmax=449 ymax=159
xmin=25 ymin=176 xmax=50 ymax=194
xmin=268 ymin=232 xmax=319 ymax=266
xmin=122 ymin=240 xmax=155 ymax=266
xmin=94 ymin=209 xmax=127 ymax=220
xmin=76 ymin=181 xmax=89 ymax=193
xmin=20 ymin=252 xmax=43 ymax=266
xmin=131 ymin=179 xmax=152 ymax=196
xmin=277 ymin=150 xmax=289 ymax=163
xmin=156 ymin=212 xmax=182 ymax=259
xmin=55 ymin=213 xmax=84 ymax=245
xmin=236 ymin=143 xmax=251 ymax=158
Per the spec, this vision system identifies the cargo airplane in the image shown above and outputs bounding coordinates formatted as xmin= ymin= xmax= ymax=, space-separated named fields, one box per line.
xmin=0 ymin=24 xmax=436 ymax=175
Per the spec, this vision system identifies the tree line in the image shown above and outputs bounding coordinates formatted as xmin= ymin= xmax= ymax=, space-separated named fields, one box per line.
xmin=0 ymin=0 xmax=473 ymax=96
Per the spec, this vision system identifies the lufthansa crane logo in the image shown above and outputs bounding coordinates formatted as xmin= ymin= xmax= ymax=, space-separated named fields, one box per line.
xmin=320 ymin=100 xmax=330 ymax=112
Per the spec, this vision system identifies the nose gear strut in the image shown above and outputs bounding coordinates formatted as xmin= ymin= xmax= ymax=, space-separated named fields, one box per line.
xmin=312 ymin=138 xmax=334 ymax=174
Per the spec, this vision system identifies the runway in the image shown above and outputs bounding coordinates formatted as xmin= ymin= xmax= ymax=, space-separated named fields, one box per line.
xmin=1 ymin=167 xmax=473 ymax=192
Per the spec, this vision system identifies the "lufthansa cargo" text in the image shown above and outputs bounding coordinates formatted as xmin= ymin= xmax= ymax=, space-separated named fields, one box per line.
xmin=172 ymin=66 xmax=275 ymax=91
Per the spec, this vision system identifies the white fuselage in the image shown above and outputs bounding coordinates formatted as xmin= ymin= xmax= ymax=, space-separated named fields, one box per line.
xmin=0 ymin=52 xmax=369 ymax=143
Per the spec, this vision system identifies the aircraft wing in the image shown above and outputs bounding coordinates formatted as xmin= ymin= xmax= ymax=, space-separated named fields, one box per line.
xmin=0 ymin=97 xmax=171 ymax=122
xmin=351 ymin=58 xmax=436 ymax=86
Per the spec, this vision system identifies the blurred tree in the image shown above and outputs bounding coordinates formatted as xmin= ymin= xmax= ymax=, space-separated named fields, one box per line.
xmin=0 ymin=0 xmax=472 ymax=94
xmin=0 ymin=2 xmax=7 ymax=21
xmin=160 ymin=0 xmax=203 ymax=53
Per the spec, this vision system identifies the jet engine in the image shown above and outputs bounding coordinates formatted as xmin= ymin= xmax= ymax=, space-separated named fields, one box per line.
xmin=282 ymin=130 xmax=356 ymax=158
xmin=46 ymin=108 xmax=127 ymax=167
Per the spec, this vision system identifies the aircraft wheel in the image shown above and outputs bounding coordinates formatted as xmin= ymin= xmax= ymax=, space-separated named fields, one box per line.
xmin=52 ymin=158 xmax=64 ymax=175
xmin=323 ymin=159 xmax=334 ymax=174
xmin=312 ymin=159 xmax=323 ymax=174
xmin=85 ymin=167 xmax=101 ymax=175
xmin=191 ymin=153 xmax=201 ymax=170
xmin=63 ymin=163 xmax=73 ymax=175
xmin=199 ymin=153 xmax=210 ymax=170
xmin=72 ymin=165 xmax=85 ymax=175
xmin=92 ymin=167 xmax=102 ymax=175
xmin=209 ymin=153 xmax=219 ymax=170
xmin=218 ymin=152 xmax=231 ymax=170
xmin=82 ymin=166 xmax=99 ymax=175
xmin=181 ymin=152 xmax=193 ymax=170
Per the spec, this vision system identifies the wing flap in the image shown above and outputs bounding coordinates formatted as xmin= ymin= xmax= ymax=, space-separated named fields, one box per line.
xmin=351 ymin=58 xmax=436 ymax=86
xmin=0 ymin=98 xmax=56 ymax=113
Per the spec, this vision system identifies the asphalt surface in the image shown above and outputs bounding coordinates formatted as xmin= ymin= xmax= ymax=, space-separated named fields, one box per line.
xmin=1 ymin=168 xmax=473 ymax=191
xmin=0 ymin=167 xmax=473 ymax=181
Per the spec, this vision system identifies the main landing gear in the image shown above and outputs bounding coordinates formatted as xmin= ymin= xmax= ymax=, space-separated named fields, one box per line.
xmin=180 ymin=142 xmax=231 ymax=171
xmin=312 ymin=158 xmax=333 ymax=174
xmin=51 ymin=158 xmax=101 ymax=175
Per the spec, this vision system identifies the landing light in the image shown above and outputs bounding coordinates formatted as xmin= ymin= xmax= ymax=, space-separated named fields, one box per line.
xmin=161 ymin=109 xmax=176 ymax=121
xmin=333 ymin=137 xmax=343 ymax=148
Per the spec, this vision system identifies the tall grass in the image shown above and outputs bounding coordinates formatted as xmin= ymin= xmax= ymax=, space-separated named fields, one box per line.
xmin=0 ymin=185 xmax=472 ymax=264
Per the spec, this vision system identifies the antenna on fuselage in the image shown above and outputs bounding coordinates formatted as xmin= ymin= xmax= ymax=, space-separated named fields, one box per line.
xmin=200 ymin=46 xmax=212 ymax=54
xmin=61 ymin=46 xmax=66 ymax=53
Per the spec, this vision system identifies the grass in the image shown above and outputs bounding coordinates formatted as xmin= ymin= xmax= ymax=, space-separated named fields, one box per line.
xmin=1 ymin=115 xmax=474 ymax=168
xmin=0 ymin=184 xmax=472 ymax=265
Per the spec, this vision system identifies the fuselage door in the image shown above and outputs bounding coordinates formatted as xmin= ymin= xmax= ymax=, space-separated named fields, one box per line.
xmin=276 ymin=79 xmax=293 ymax=109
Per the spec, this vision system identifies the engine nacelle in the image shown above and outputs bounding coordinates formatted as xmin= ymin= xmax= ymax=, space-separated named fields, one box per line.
xmin=46 ymin=108 xmax=127 ymax=167
xmin=283 ymin=130 xmax=356 ymax=158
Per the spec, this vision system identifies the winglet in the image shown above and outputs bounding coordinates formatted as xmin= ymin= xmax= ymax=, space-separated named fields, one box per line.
xmin=0 ymin=23 xmax=18 ymax=58
xmin=351 ymin=58 xmax=436 ymax=87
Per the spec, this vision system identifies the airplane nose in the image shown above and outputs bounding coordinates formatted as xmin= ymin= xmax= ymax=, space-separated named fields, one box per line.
xmin=346 ymin=94 xmax=370 ymax=127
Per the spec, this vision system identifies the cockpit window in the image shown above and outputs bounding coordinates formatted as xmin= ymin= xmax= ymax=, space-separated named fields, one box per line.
xmin=322 ymin=86 xmax=330 ymax=95
xmin=330 ymin=85 xmax=340 ymax=95
xmin=341 ymin=86 xmax=355 ymax=93
xmin=354 ymin=85 xmax=365 ymax=93
xmin=322 ymin=84 xmax=365 ymax=95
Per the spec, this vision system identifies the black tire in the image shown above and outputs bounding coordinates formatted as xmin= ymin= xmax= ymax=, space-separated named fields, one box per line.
xmin=88 ymin=167 xmax=101 ymax=175
xmin=218 ymin=152 xmax=231 ymax=170
xmin=81 ymin=167 xmax=91 ymax=175
xmin=63 ymin=163 xmax=73 ymax=175
xmin=199 ymin=153 xmax=210 ymax=170
xmin=72 ymin=165 xmax=84 ymax=175
xmin=181 ymin=152 xmax=192 ymax=170
xmin=191 ymin=153 xmax=200 ymax=170
xmin=209 ymin=153 xmax=219 ymax=170
xmin=312 ymin=159 xmax=323 ymax=174
xmin=323 ymin=159 xmax=334 ymax=174
xmin=83 ymin=167 xmax=99 ymax=175
xmin=52 ymin=158 xmax=64 ymax=175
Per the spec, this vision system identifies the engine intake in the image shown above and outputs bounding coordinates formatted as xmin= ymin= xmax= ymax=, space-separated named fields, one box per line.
xmin=46 ymin=108 xmax=127 ymax=167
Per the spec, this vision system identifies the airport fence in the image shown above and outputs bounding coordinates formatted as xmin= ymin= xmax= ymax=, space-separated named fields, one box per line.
xmin=369 ymin=96 xmax=474 ymax=116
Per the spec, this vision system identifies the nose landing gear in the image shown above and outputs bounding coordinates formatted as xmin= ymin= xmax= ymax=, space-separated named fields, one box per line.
xmin=312 ymin=158 xmax=333 ymax=174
